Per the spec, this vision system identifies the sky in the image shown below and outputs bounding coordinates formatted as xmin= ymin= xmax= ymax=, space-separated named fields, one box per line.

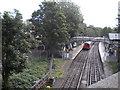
xmin=73 ymin=0 xmax=120 ymax=28
xmin=0 ymin=0 xmax=119 ymax=28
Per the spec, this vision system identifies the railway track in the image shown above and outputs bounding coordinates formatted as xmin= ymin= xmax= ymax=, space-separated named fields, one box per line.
xmin=60 ymin=50 xmax=88 ymax=88
xmin=54 ymin=42 xmax=105 ymax=88
xmin=86 ymin=42 xmax=104 ymax=86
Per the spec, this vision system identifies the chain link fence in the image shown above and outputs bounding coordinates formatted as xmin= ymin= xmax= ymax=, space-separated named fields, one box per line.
xmin=28 ymin=48 xmax=72 ymax=60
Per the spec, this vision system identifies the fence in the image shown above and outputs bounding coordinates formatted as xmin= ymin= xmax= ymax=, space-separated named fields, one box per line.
xmin=29 ymin=48 xmax=72 ymax=60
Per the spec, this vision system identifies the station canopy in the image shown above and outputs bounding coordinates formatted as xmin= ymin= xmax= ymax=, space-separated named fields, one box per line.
xmin=109 ymin=33 xmax=120 ymax=41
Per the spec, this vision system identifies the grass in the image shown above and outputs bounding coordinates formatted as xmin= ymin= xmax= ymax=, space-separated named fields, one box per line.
xmin=108 ymin=61 xmax=118 ymax=74
xmin=52 ymin=58 xmax=64 ymax=78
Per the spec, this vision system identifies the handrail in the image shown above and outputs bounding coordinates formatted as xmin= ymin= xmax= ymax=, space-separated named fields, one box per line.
xmin=31 ymin=71 xmax=50 ymax=89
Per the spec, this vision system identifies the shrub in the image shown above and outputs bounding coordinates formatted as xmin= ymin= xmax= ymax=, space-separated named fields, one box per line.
xmin=9 ymin=58 xmax=49 ymax=89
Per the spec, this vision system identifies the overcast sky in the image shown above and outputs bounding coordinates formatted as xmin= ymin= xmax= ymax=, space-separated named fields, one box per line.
xmin=73 ymin=0 xmax=119 ymax=28
xmin=0 ymin=0 xmax=119 ymax=28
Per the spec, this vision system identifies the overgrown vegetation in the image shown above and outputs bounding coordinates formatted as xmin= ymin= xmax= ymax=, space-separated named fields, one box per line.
xmin=9 ymin=57 xmax=49 ymax=88
xmin=2 ymin=10 xmax=31 ymax=88
xmin=2 ymin=1 xmax=118 ymax=89
xmin=58 ymin=2 xmax=84 ymax=37
xmin=9 ymin=58 xmax=65 ymax=88
xmin=108 ymin=61 xmax=118 ymax=74
xmin=52 ymin=58 xmax=64 ymax=78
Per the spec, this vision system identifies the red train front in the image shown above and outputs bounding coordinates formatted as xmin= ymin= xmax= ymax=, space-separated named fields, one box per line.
xmin=83 ymin=41 xmax=93 ymax=50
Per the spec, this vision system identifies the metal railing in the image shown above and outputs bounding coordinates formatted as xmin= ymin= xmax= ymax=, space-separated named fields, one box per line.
xmin=31 ymin=72 xmax=50 ymax=89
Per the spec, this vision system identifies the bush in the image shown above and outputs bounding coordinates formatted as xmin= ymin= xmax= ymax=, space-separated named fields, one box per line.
xmin=9 ymin=72 xmax=39 ymax=88
xmin=9 ymin=57 xmax=49 ymax=89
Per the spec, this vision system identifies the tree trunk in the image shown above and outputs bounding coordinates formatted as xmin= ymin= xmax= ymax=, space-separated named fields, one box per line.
xmin=2 ymin=70 xmax=9 ymax=89
xmin=2 ymin=54 xmax=10 ymax=89
xmin=49 ymin=52 xmax=54 ymax=77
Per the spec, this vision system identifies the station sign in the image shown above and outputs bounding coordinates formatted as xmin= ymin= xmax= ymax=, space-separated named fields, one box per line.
xmin=109 ymin=33 xmax=120 ymax=40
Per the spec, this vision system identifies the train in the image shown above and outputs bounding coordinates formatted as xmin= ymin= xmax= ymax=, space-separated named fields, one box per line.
xmin=83 ymin=41 xmax=93 ymax=50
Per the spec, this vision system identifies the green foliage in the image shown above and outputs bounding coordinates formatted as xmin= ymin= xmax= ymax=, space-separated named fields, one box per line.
xmin=100 ymin=27 xmax=117 ymax=37
xmin=2 ymin=10 xmax=31 ymax=88
xmin=85 ymin=27 xmax=96 ymax=36
xmin=83 ymin=25 xmax=116 ymax=37
xmin=58 ymin=2 xmax=84 ymax=37
xmin=9 ymin=72 xmax=38 ymax=88
xmin=52 ymin=69 xmax=64 ymax=78
xmin=9 ymin=58 xmax=49 ymax=88
xmin=23 ymin=20 xmax=39 ymax=49
xmin=79 ymin=23 xmax=87 ymax=36
xmin=54 ymin=58 xmax=63 ymax=67
xmin=30 ymin=2 xmax=69 ymax=54
xmin=2 ymin=10 xmax=30 ymax=72
xmin=108 ymin=61 xmax=118 ymax=74
xmin=52 ymin=58 xmax=64 ymax=78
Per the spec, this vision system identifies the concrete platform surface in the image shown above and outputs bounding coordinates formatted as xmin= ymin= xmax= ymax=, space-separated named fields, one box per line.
xmin=99 ymin=42 xmax=113 ymax=77
xmin=87 ymin=42 xmax=119 ymax=88
xmin=88 ymin=72 xmax=119 ymax=88
xmin=71 ymin=44 xmax=83 ymax=60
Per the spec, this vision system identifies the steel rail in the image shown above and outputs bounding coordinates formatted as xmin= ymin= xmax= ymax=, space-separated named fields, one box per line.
xmin=76 ymin=56 xmax=88 ymax=89
xmin=86 ymin=42 xmax=105 ymax=86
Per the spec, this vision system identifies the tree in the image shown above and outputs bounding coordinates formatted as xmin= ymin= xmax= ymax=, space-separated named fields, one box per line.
xmin=30 ymin=2 xmax=69 ymax=58
xmin=100 ymin=27 xmax=116 ymax=37
xmin=58 ymin=2 xmax=84 ymax=37
xmin=2 ymin=10 xmax=30 ymax=88
xmin=23 ymin=20 xmax=39 ymax=49
xmin=79 ymin=23 xmax=87 ymax=36
xmin=85 ymin=27 xmax=96 ymax=37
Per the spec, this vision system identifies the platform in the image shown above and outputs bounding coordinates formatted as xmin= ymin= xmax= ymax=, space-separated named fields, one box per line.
xmin=88 ymin=42 xmax=119 ymax=88
xmin=88 ymin=72 xmax=119 ymax=88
